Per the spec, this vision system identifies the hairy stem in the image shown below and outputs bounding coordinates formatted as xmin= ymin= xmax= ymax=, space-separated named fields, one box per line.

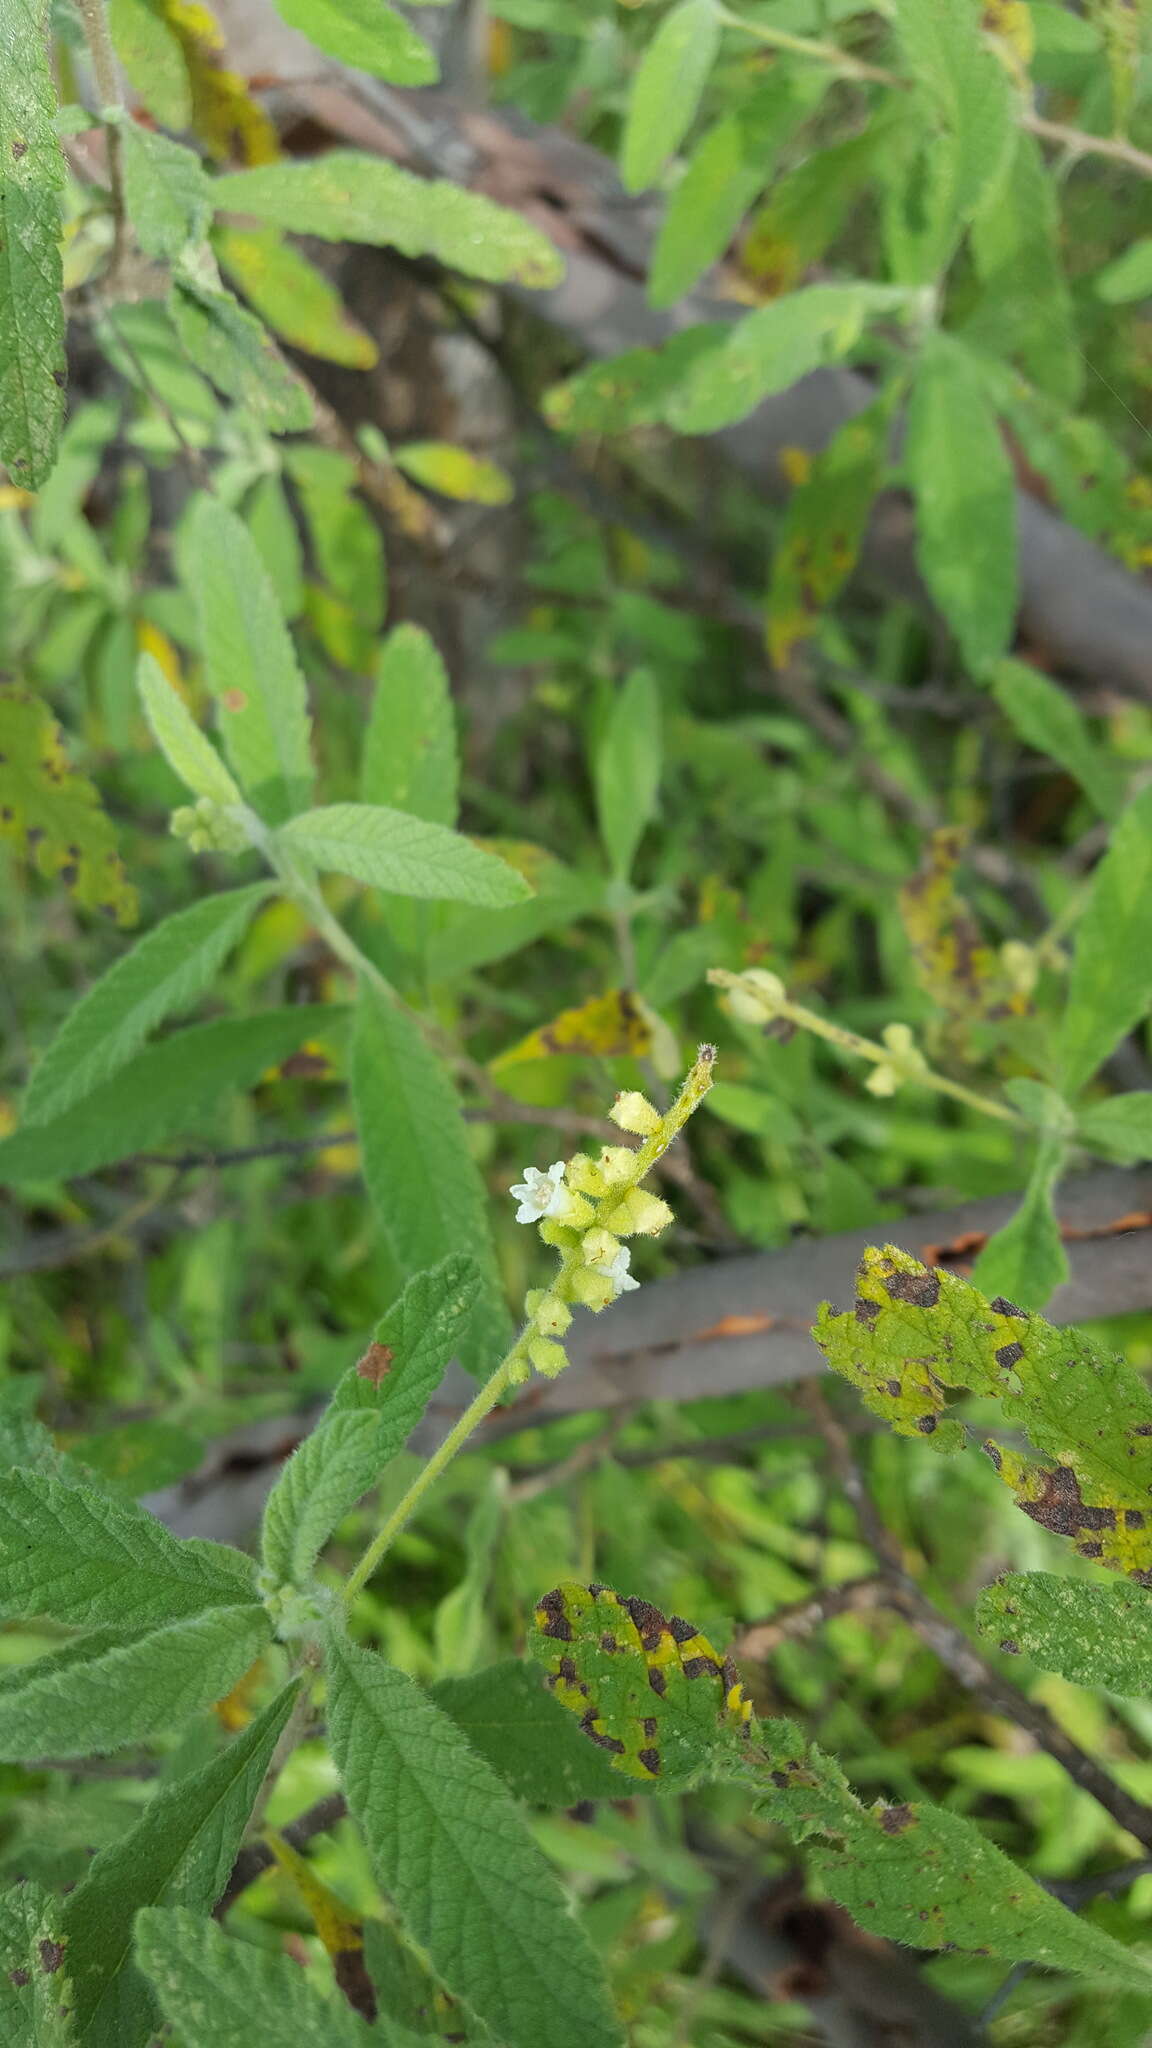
xmin=75 ymin=0 xmax=127 ymax=272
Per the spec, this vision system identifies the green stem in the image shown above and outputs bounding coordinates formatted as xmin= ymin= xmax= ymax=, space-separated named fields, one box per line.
xmin=75 ymin=0 xmax=127 ymax=272
xmin=341 ymin=1047 xmax=717 ymax=1604
xmin=710 ymin=972 xmax=1026 ymax=1130
xmin=715 ymin=4 xmax=897 ymax=84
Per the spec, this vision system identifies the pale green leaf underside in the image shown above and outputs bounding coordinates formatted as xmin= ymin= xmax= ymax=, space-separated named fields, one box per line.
xmin=214 ymin=153 xmax=564 ymax=289
xmin=361 ymin=623 xmax=459 ymax=826
xmin=274 ymin=0 xmax=437 ymax=85
xmin=24 ymin=883 xmax=270 ymax=1124
xmin=0 ymin=1604 xmax=271 ymax=1758
xmin=184 ymin=494 xmax=314 ymax=824
xmin=596 ymin=669 xmax=661 ymax=880
xmin=326 ymin=1633 xmax=625 ymax=2048
xmin=0 ymin=1466 xmax=257 ymax=1626
xmin=136 ymin=650 xmax=244 ymax=806
xmin=117 ymin=119 xmax=213 ymax=261
xmin=61 ymin=1681 xmax=299 ymax=2048
xmin=905 ymin=332 xmax=1018 ymax=673
xmin=281 ymin=803 xmax=532 ymax=907
xmin=621 ymin=0 xmax=719 ymax=194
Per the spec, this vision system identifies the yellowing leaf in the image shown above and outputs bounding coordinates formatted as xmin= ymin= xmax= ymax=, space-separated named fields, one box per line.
xmin=899 ymin=827 xmax=1027 ymax=1042
xmin=134 ymin=618 xmax=182 ymax=686
xmin=393 ymin=441 xmax=514 ymax=505
xmin=766 ymin=397 xmax=891 ymax=667
xmin=981 ymin=0 xmax=1034 ymax=68
xmin=815 ymin=1245 xmax=1152 ymax=1581
xmin=265 ymin=1832 xmax=377 ymax=2019
xmin=493 ymin=989 xmax=653 ymax=1070
xmin=214 ymin=226 xmax=378 ymax=369
xmin=157 ymin=0 xmax=279 ymax=164
xmin=0 ymin=688 xmax=137 ymax=924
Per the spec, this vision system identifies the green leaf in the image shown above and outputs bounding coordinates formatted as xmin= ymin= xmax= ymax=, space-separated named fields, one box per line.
xmin=0 ymin=0 xmax=65 ymax=488
xmin=23 ymin=884 xmax=270 ymax=1124
xmin=801 ymin=1780 xmax=1152 ymax=1985
xmin=106 ymin=0 xmax=191 ymax=130
xmin=620 ymin=0 xmax=719 ymax=194
xmin=0 ymin=1879 xmax=73 ymax=2043
xmin=0 ymin=1605 xmax=271 ymax=1759
xmin=648 ymin=116 xmax=765 ymax=309
xmin=116 ymin=119 xmax=212 ymax=262
xmin=0 ymin=1003 xmax=343 ymax=1186
xmin=663 ymin=283 xmax=905 ymax=435
xmin=1058 ymin=786 xmax=1152 ymax=1096
xmin=977 ymin=1572 xmax=1152 ymax=1694
xmin=325 ymin=1630 xmax=625 ymax=2048
xmin=904 ymin=332 xmax=1017 ymax=673
xmin=432 ymin=1659 xmax=651 ymax=1805
xmin=1076 ymin=1092 xmax=1152 ymax=1162
xmin=245 ymin=470 xmax=305 ymax=617
xmin=183 ymin=494 xmax=314 ymax=823
xmin=136 ymin=650 xmax=244 ymax=806
xmin=0 ymin=1466 xmax=257 ymax=1627
xmin=0 ymin=687 xmax=137 ymax=924
xmin=272 ymin=0 xmax=436 ymax=81
xmin=261 ymin=1255 xmax=480 ymax=1587
xmin=280 ymin=804 xmax=531 ymax=908
xmin=214 ymin=154 xmax=564 ymax=288
xmin=214 ymin=225 xmax=378 ymax=369
xmin=351 ymin=986 xmax=511 ymax=1376
xmin=892 ymin=0 xmax=1014 ymax=233
xmin=595 ymin=669 xmax=661 ymax=880
xmin=60 ymin=1680 xmax=299 ymax=2048
xmin=814 ymin=1244 xmax=1152 ymax=1578
xmin=969 ymin=132 xmax=1081 ymax=404
xmin=543 ymin=327 xmax=727 ymax=436
xmin=1095 ymin=236 xmax=1152 ymax=304
xmin=991 ymin=658 xmax=1121 ymax=818
xmin=766 ymin=394 xmax=892 ymax=666
xmin=169 ymin=276 xmax=313 ymax=434
xmin=361 ymin=624 xmax=458 ymax=826
xmin=393 ymin=440 xmax=514 ymax=505
xmin=969 ymin=1134 xmax=1069 ymax=1310
xmin=134 ymin=1907 xmax=374 ymax=2047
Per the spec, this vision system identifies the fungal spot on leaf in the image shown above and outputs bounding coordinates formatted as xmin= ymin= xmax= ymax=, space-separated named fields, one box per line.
xmin=8 ymin=1968 xmax=29 ymax=1987
xmin=221 ymin=689 xmax=248 ymax=713
xmin=355 ymin=1342 xmax=394 ymax=1385
xmin=988 ymin=1296 xmax=1028 ymax=1318
xmin=38 ymin=1941 xmax=64 ymax=1974
xmin=995 ymin=1342 xmax=1025 ymax=1371
xmin=883 ymin=1268 xmax=941 ymax=1308
xmin=999 ymin=1639 xmax=1020 ymax=1654
xmin=855 ymin=1297 xmax=880 ymax=1326
xmin=878 ymin=1804 xmax=915 ymax=1835
xmin=886 ymin=1378 xmax=902 ymax=1397
xmin=915 ymin=1414 xmax=938 ymax=1434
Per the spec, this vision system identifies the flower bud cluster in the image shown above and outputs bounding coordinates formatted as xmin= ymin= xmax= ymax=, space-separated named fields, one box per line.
xmin=171 ymin=797 xmax=250 ymax=855
xmin=864 ymin=1022 xmax=929 ymax=1099
xmin=506 ymin=1052 xmax=716 ymax=1386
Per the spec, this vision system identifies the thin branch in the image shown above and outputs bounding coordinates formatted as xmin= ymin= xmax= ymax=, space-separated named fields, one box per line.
xmin=74 ymin=0 xmax=126 ymax=273
xmin=798 ymin=1384 xmax=1152 ymax=1854
xmin=734 ymin=1577 xmax=886 ymax=1660
xmin=1049 ymin=1855 xmax=1152 ymax=1907
xmin=1023 ymin=112 xmax=1152 ymax=181
xmin=215 ymin=1791 xmax=347 ymax=1918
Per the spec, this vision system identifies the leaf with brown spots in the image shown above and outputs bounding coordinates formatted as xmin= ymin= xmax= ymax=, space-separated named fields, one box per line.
xmin=766 ymin=389 xmax=893 ymax=667
xmin=492 ymin=989 xmax=654 ymax=1072
xmin=0 ymin=688 xmax=137 ymax=925
xmin=815 ymin=1244 xmax=1152 ymax=1576
xmin=899 ymin=826 xmax=1028 ymax=1047
xmin=0 ymin=1876 xmax=72 ymax=2040
xmin=977 ymin=1571 xmax=1152 ymax=1693
xmin=529 ymin=1582 xmax=753 ymax=1787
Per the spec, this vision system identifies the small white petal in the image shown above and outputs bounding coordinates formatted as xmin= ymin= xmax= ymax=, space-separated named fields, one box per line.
xmin=595 ymin=1245 xmax=640 ymax=1297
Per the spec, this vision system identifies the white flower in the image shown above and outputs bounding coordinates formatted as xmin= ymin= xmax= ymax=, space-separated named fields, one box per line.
xmin=509 ymin=1161 xmax=569 ymax=1225
xmin=596 ymin=1245 xmax=640 ymax=1297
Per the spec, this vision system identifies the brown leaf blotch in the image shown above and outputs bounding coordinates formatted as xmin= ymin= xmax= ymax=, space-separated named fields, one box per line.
xmin=355 ymin=1342 xmax=394 ymax=1385
xmin=883 ymin=1268 xmax=940 ymax=1308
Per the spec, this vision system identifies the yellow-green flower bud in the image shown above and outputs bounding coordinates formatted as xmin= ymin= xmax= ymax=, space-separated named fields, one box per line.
xmin=597 ymin=1145 xmax=636 ymax=1187
xmin=609 ymin=1090 xmax=662 ymax=1136
xmin=538 ymin=1219 xmax=579 ymax=1249
xmin=581 ymin=1227 xmax=621 ymax=1269
xmin=724 ymin=968 xmax=787 ymax=1025
xmin=569 ymin=1266 xmax=616 ymax=1313
xmin=556 ymin=1190 xmax=596 ymax=1229
xmin=603 ymin=1188 xmax=674 ymax=1237
xmin=534 ymin=1293 xmax=572 ymax=1336
xmin=506 ymin=1349 xmax=534 ymax=1386
xmin=528 ymin=1336 xmax=568 ymax=1378
xmin=567 ymin=1153 xmax=607 ymax=1197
